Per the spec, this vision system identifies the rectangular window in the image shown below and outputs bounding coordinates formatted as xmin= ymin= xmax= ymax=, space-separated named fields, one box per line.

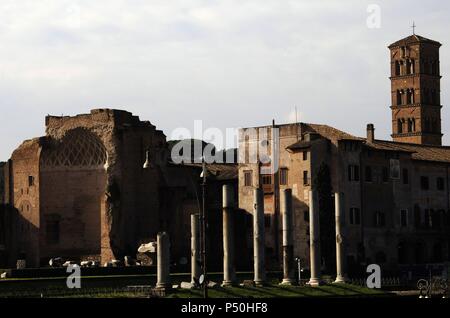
xmin=420 ymin=176 xmax=429 ymax=190
xmin=365 ymin=166 xmax=372 ymax=182
xmin=402 ymin=168 xmax=409 ymax=184
xmin=400 ymin=209 xmax=408 ymax=227
xmin=46 ymin=220 xmax=60 ymax=244
xmin=349 ymin=208 xmax=360 ymax=225
xmin=437 ymin=177 xmax=445 ymax=191
xmin=262 ymin=175 xmax=272 ymax=185
xmin=303 ymin=171 xmax=309 ymax=185
xmin=280 ymin=168 xmax=288 ymax=185
xmin=348 ymin=165 xmax=360 ymax=182
xmin=303 ymin=151 xmax=308 ymax=161
xmin=28 ymin=176 xmax=35 ymax=187
xmin=244 ymin=170 xmax=253 ymax=187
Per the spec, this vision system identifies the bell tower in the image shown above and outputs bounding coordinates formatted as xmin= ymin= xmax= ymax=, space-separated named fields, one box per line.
xmin=389 ymin=34 xmax=442 ymax=145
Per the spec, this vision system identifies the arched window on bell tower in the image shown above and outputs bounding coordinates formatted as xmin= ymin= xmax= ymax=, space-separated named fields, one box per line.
xmin=407 ymin=118 xmax=414 ymax=132
xmin=396 ymin=90 xmax=402 ymax=105
xmin=401 ymin=46 xmax=406 ymax=58
xmin=395 ymin=61 xmax=401 ymax=76
xmin=406 ymin=89 xmax=414 ymax=104
xmin=397 ymin=119 xmax=403 ymax=134
xmin=406 ymin=60 xmax=411 ymax=75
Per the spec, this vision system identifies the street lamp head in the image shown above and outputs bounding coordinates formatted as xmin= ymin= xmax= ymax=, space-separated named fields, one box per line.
xmin=200 ymin=158 xmax=208 ymax=180
xmin=143 ymin=150 xmax=153 ymax=169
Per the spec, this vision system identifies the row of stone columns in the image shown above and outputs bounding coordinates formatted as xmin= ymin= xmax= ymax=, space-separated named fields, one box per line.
xmin=308 ymin=190 xmax=347 ymax=286
xmin=186 ymin=186 xmax=347 ymax=287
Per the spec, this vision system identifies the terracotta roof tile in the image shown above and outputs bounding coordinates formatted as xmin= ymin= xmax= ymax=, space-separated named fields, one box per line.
xmin=366 ymin=140 xmax=450 ymax=163
xmin=388 ymin=34 xmax=441 ymax=48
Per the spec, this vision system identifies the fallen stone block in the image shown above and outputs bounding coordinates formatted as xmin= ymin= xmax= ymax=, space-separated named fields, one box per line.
xmin=180 ymin=282 xmax=194 ymax=289
xmin=208 ymin=281 xmax=218 ymax=288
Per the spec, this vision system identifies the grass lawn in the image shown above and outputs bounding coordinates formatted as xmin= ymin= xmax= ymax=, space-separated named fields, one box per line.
xmin=167 ymin=283 xmax=387 ymax=298
xmin=0 ymin=273 xmax=389 ymax=298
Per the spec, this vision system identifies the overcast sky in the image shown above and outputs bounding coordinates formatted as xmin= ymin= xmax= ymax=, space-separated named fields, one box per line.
xmin=0 ymin=0 xmax=449 ymax=160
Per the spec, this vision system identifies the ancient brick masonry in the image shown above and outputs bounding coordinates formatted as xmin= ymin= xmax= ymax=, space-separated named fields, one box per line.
xmin=5 ymin=109 xmax=169 ymax=266
xmin=2 ymin=108 xmax=242 ymax=269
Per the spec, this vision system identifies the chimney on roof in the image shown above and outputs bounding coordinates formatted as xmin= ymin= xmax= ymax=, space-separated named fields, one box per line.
xmin=367 ymin=124 xmax=375 ymax=143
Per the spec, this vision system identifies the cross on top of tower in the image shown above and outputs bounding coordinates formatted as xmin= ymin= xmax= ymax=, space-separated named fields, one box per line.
xmin=411 ymin=21 xmax=416 ymax=35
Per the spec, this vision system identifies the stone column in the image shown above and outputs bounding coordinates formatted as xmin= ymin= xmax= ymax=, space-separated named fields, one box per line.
xmin=334 ymin=192 xmax=347 ymax=283
xmin=308 ymin=190 xmax=321 ymax=287
xmin=191 ymin=214 xmax=201 ymax=284
xmin=156 ymin=232 xmax=171 ymax=290
xmin=281 ymin=189 xmax=295 ymax=285
xmin=253 ymin=188 xmax=266 ymax=286
xmin=222 ymin=184 xmax=236 ymax=287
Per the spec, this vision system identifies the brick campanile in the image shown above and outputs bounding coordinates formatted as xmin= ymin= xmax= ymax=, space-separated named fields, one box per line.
xmin=389 ymin=34 xmax=443 ymax=145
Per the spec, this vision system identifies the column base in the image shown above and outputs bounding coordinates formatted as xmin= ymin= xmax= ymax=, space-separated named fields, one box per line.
xmin=254 ymin=280 xmax=266 ymax=287
xmin=333 ymin=276 xmax=348 ymax=284
xmin=308 ymin=278 xmax=323 ymax=287
xmin=221 ymin=280 xmax=236 ymax=287
xmin=155 ymin=283 xmax=172 ymax=291
xmin=280 ymin=278 xmax=295 ymax=286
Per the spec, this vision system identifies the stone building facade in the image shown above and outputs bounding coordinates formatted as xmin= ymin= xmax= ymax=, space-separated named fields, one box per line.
xmin=238 ymin=34 xmax=450 ymax=275
xmin=238 ymin=122 xmax=450 ymax=274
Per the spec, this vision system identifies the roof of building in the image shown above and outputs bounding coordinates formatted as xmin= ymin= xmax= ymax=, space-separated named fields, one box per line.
xmin=365 ymin=140 xmax=450 ymax=163
xmin=305 ymin=123 xmax=363 ymax=142
xmin=388 ymin=34 xmax=441 ymax=48
xmin=285 ymin=121 xmax=450 ymax=164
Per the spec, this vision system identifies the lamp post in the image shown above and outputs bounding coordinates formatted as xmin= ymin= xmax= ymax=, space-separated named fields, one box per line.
xmin=296 ymin=257 xmax=302 ymax=285
xmin=200 ymin=158 xmax=208 ymax=298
